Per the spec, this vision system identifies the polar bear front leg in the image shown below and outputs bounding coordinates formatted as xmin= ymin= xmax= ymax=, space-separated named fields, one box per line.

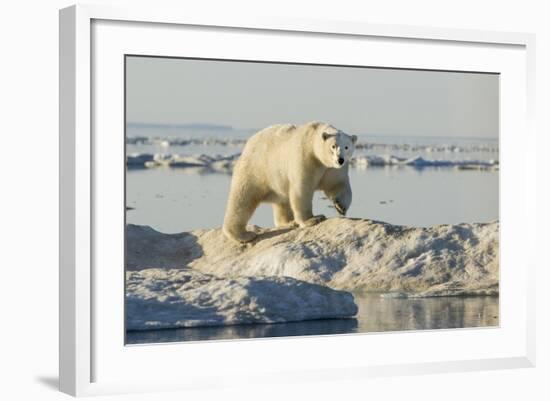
xmin=289 ymin=187 xmax=326 ymax=228
xmin=328 ymin=181 xmax=352 ymax=216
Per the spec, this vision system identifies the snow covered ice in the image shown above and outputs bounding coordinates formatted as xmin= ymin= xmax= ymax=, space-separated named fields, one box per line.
xmin=126 ymin=268 xmax=358 ymax=331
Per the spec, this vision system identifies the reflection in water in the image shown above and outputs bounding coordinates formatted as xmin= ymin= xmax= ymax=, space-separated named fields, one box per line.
xmin=126 ymin=293 xmax=499 ymax=345
xmin=355 ymin=294 xmax=498 ymax=332
xmin=127 ymin=317 xmax=358 ymax=344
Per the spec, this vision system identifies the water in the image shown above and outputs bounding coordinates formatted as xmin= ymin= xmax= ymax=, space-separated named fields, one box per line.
xmin=126 ymin=293 xmax=499 ymax=344
xmin=126 ymin=166 xmax=498 ymax=233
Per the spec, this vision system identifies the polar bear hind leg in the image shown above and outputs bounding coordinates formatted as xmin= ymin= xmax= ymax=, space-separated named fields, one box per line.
xmin=272 ymin=202 xmax=297 ymax=228
xmin=222 ymin=181 xmax=259 ymax=243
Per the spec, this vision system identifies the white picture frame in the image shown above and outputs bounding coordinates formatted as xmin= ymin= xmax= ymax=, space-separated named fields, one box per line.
xmin=59 ymin=4 xmax=536 ymax=397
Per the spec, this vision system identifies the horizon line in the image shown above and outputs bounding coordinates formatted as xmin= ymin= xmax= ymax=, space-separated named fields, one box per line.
xmin=126 ymin=122 xmax=498 ymax=141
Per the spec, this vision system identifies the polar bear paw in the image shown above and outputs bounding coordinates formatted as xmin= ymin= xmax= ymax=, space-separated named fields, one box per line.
xmin=238 ymin=231 xmax=258 ymax=243
xmin=333 ymin=200 xmax=347 ymax=216
xmin=301 ymin=215 xmax=326 ymax=227
xmin=278 ymin=221 xmax=299 ymax=229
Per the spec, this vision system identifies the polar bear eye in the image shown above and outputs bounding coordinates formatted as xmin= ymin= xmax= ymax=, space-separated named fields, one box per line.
xmin=331 ymin=145 xmax=336 ymax=150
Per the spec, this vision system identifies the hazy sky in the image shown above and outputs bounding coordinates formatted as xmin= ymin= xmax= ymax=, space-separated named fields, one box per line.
xmin=126 ymin=56 xmax=499 ymax=138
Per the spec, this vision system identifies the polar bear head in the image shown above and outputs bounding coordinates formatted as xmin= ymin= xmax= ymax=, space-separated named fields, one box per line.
xmin=316 ymin=125 xmax=357 ymax=169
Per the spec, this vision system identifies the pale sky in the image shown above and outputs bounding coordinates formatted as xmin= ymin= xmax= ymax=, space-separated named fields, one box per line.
xmin=126 ymin=56 xmax=499 ymax=138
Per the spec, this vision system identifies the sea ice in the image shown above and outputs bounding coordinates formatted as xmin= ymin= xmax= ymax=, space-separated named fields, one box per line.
xmin=126 ymin=268 xmax=358 ymax=330
xmin=352 ymin=155 xmax=499 ymax=169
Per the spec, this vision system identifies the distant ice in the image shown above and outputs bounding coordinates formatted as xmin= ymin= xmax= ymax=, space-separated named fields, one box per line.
xmin=126 ymin=152 xmax=498 ymax=171
xmin=126 ymin=135 xmax=499 ymax=171
xmin=126 ymin=153 xmax=155 ymax=167
xmin=352 ymin=155 xmax=499 ymax=170
xmin=127 ymin=152 xmax=239 ymax=173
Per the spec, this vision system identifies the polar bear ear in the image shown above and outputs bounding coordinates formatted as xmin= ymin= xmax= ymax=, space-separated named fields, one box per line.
xmin=322 ymin=132 xmax=330 ymax=141
xmin=351 ymin=135 xmax=357 ymax=144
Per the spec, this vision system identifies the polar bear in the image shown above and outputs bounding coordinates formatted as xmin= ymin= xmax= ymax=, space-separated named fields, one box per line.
xmin=222 ymin=122 xmax=357 ymax=243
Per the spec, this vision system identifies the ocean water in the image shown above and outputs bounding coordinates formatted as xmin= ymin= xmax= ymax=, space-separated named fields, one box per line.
xmin=126 ymin=166 xmax=498 ymax=233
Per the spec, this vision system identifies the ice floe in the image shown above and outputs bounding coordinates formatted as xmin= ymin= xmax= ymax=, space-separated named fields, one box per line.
xmin=126 ymin=268 xmax=358 ymax=330
xmin=126 ymin=153 xmax=239 ymax=173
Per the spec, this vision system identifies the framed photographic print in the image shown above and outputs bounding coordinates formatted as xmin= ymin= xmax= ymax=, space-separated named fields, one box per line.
xmin=59 ymin=4 xmax=536 ymax=397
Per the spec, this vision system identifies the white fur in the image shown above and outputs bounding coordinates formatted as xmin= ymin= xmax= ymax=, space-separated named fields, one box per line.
xmin=222 ymin=122 xmax=356 ymax=243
